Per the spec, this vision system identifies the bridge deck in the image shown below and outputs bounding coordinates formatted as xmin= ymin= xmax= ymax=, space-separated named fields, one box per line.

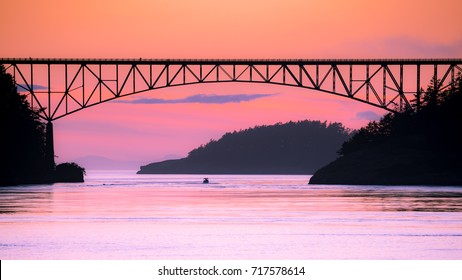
xmin=2 ymin=58 xmax=462 ymax=65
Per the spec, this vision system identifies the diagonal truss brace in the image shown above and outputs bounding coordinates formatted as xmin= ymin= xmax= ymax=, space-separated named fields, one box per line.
xmin=1 ymin=58 xmax=461 ymax=121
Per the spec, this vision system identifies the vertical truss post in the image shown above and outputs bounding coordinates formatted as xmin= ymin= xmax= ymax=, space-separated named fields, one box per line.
xmin=82 ymin=64 xmax=85 ymax=106
xmin=149 ymin=64 xmax=152 ymax=87
xmin=383 ymin=65 xmax=387 ymax=105
xmin=99 ymin=64 xmax=102 ymax=102
xmin=12 ymin=64 xmax=16 ymax=85
xmin=166 ymin=64 xmax=169 ymax=85
xmin=47 ymin=64 xmax=51 ymax=119
xmin=366 ymin=64 xmax=370 ymax=102
xmin=349 ymin=64 xmax=353 ymax=95
xmin=116 ymin=64 xmax=119 ymax=96
xmin=299 ymin=64 xmax=303 ymax=85
xmin=183 ymin=64 xmax=186 ymax=84
xmin=30 ymin=63 xmax=34 ymax=108
xmin=332 ymin=64 xmax=336 ymax=93
xmin=283 ymin=64 xmax=286 ymax=84
xmin=416 ymin=64 xmax=421 ymax=110
xmin=132 ymin=64 xmax=136 ymax=93
xmin=249 ymin=64 xmax=253 ymax=82
xmin=400 ymin=64 xmax=403 ymax=110
xmin=65 ymin=64 xmax=68 ymax=114
xmin=451 ymin=64 xmax=455 ymax=92
xmin=431 ymin=64 xmax=438 ymax=107
xmin=316 ymin=64 xmax=319 ymax=88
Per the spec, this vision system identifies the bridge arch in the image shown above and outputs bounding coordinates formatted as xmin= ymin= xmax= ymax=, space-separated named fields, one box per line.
xmin=2 ymin=58 xmax=461 ymax=121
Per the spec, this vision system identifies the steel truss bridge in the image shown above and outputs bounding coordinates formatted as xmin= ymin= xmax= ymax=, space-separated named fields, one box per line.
xmin=1 ymin=58 xmax=461 ymax=122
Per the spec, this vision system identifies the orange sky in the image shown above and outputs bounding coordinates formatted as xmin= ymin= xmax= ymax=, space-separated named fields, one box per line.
xmin=2 ymin=0 xmax=462 ymax=167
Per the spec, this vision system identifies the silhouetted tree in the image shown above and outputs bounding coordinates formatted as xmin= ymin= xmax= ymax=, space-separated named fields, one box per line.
xmin=422 ymin=77 xmax=440 ymax=109
xmin=312 ymin=73 xmax=462 ymax=185
xmin=339 ymin=73 xmax=462 ymax=157
xmin=0 ymin=65 xmax=50 ymax=185
xmin=310 ymin=73 xmax=462 ymax=185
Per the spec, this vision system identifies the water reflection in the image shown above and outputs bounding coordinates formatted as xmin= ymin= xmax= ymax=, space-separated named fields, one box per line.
xmin=356 ymin=190 xmax=461 ymax=212
xmin=0 ymin=185 xmax=52 ymax=214
xmin=1 ymin=179 xmax=462 ymax=215
xmin=1 ymin=173 xmax=462 ymax=259
xmin=335 ymin=188 xmax=462 ymax=212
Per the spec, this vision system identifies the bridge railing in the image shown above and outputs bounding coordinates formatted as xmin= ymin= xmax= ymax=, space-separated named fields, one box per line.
xmin=2 ymin=58 xmax=462 ymax=65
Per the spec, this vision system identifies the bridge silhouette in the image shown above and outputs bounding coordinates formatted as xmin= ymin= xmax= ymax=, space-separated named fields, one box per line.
xmin=1 ymin=58 xmax=461 ymax=168
xmin=2 ymin=58 xmax=462 ymax=121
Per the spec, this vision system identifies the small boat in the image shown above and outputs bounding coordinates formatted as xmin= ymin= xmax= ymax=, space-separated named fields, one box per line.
xmin=203 ymin=178 xmax=209 ymax=184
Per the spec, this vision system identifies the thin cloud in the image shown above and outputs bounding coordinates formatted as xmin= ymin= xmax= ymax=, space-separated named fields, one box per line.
xmin=382 ymin=37 xmax=462 ymax=57
xmin=356 ymin=111 xmax=382 ymax=121
xmin=354 ymin=37 xmax=462 ymax=58
xmin=17 ymin=84 xmax=48 ymax=92
xmin=117 ymin=93 xmax=277 ymax=104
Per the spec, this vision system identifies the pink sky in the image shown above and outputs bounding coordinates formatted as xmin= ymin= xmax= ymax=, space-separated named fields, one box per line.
xmin=1 ymin=0 xmax=462 ymax=167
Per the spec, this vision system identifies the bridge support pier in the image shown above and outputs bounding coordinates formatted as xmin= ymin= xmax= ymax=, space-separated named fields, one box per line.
xmin=46 ymin=121 xmax=55 ymax=178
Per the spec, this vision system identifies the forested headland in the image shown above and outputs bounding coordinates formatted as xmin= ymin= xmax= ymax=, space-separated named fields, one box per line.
xmin=310 ymin=74 xmax=462 ymax=185
xmin=138 ymin=120 xmax=352 ymax=174
xmin=0 ymin=65 xmax=84 ymax=186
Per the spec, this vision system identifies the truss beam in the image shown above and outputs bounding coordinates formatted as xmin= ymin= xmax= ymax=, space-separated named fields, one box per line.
xmin=1 ymin=58 xmax=461 ymax=121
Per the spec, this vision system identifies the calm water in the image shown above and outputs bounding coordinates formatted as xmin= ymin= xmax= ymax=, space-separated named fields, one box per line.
xmin=1 ymin=171 xmax=462 ymax=259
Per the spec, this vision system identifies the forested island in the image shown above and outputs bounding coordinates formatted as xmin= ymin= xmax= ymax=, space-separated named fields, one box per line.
xmin=0 ymin=65 xmax=85 ymax=186
xmin=138 ymin=120 xmax=352 ymax=174
xmin=310 ymin=74 xmax=462 ymax=185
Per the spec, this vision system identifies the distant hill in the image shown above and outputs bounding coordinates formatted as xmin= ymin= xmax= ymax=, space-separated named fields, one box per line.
xmin=71 ymin=156 xmax=141 ymax=170
xmin=138 ymin=120 xmax=352 ymax=174
xmin=309 ymin=75 xmax=462 ymax=185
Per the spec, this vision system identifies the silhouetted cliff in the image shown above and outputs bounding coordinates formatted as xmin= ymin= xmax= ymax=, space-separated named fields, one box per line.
xmin=1 ymin=65 xmax=85 ymax=186
xmin=310 ymin=74 xmax=462 ymax=185
xmin=138 ymin=120 xmax=352 ymax=174
xmin=0 ymin=65 xmax=52 ymax=185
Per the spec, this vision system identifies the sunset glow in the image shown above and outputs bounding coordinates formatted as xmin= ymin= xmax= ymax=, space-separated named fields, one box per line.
xmin=1 ymin=0 xmax=461 ymax=165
